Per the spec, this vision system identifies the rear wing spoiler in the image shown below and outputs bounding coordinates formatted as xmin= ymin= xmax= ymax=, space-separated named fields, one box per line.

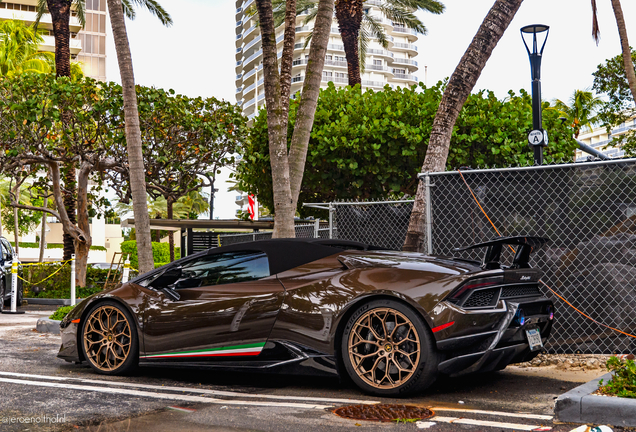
xmin=454 ymin=236 xmax=550 ymax=270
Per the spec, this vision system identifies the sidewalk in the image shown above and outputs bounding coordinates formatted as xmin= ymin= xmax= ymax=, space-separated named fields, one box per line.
xmin=0 ymin=305 xmax=57 ymax=334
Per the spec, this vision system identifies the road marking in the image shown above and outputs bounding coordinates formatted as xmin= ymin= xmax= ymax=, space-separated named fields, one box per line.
xmin=0 ymin=371 xmax=377 ymax=405
xmin=430 ymin=416 xmax=550 ymax=431
xmin=431 ymin=407 xmax=553 ymax=420
xmin=0 ymin=377 xmax=332 ymax=409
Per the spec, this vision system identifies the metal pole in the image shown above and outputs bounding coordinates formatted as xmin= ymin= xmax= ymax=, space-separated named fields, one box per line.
xmin=10 ymin=261 xmax=17 ymax=311
xmin=122 ymin=256 xmax=130 ymax=283
xmin=424 ymin=174 xmax=433 ymax=255
xmin=314 ymin=218 xmax=320 ymax=238
xmin=3 ymin=260 xmax=24 ymax=314
xmin=328 ymin=203 xmax=334 ymax=239
xmin=531 ymin=73 xmax=543 ymax=165
xmin=70 ymin=254 xmax=76 ymax=306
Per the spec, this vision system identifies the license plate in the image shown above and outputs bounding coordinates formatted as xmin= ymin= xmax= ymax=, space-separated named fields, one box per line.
xmin=526 ymin=328 xmax=543 ymax=351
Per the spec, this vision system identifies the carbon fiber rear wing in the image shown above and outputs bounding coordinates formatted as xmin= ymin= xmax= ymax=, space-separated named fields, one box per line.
xmin=454 ymin=236 xmax=550 ymax=270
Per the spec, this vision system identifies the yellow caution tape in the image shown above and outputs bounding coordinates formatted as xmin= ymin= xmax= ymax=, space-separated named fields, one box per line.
xmin=16 ymin=259 xmax=73 ymax=286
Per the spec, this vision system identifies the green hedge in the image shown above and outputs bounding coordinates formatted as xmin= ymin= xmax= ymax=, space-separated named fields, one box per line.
xmin=24 ymin=265 xmax=114 ymax=299
xmin=120 ymin=241 xmax=181 ymax=270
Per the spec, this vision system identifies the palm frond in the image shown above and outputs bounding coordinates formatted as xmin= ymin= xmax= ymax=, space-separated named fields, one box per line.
xmin=130 ymin=0 xmax=173 ymax=27
xmin=33 ymin=0 xmax=49 ymax=31
xmin=591 ymin=0 xmax=600 ymax=45
xmin=121 ymin=0 xmax=137 ymax=21
xmin=73 ymin=0 xmax=86 ymax=28
xmin=363 ymin=14 xmax=389 ymax=49
xmin=359 ymin=25 xmax=370 ymax=75
xmin=379 ymin=5 xmax=425 ymax=33
xmin=385 ymin=0 xmax=444 ymax=15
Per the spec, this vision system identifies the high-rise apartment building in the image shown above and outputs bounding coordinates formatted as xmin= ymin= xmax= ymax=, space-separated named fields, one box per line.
xmin=235 ymin=0 xmax=420 ymax=119
xmin=0 ymin=0 xmax=106 ymax=80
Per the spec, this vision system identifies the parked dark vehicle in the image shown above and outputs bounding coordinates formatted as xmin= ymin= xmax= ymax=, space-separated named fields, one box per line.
xmin=0 ymin=236 xmax=23 ymax=312
xmin=58 ymin=237 xmax=554 ymax=396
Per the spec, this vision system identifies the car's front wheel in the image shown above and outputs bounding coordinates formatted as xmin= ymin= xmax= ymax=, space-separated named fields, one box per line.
xmin=81 ymin=301 xmax=138 ymax=375
xmin=341 ymin=299 xmax=441 ymax=397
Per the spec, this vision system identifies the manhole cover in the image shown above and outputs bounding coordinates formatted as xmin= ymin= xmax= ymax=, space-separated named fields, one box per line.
xmin=332 ymin=404 xmax=435 ymax=422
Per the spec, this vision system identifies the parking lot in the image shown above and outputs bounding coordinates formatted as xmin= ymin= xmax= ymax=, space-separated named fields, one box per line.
xmin=0 ymin=307 xmax=622 ymax=432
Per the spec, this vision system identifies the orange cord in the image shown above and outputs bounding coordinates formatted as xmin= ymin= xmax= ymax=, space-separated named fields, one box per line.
xmin=456 ymin=169 xmax=636 ymax=340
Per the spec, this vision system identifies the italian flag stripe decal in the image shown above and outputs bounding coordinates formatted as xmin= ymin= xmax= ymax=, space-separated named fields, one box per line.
xmin=141 ymin=342 xmax=266 ymax=359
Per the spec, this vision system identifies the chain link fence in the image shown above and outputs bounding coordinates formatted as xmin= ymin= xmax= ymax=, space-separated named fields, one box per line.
xmin=305 ymin=159 xmax=636 ymax=354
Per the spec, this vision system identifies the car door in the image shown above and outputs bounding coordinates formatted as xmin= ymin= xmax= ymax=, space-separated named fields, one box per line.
xmin=141 ymin=250 xmax=286 ymax=361
xmin=0 ymin=240 xmax=12 ymax=299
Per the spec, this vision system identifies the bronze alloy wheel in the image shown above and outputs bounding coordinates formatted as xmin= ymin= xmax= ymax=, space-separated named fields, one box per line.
xmin=83 ymin=304 xmax=133 ymax=372
xmin=348 ymin=307 xmax=421 ymax=389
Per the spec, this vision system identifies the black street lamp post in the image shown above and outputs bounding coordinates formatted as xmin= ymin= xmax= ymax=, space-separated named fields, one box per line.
xmin=521 ymin=24 xmax=549 ymax=165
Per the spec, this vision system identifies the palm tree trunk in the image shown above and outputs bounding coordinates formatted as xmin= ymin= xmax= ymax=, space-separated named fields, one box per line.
xmin=167 ymin=198 xmax=175 ymax=262
xmin=279 ymin=0 xmax=297 ymax=124
xmin=46 ymin=0 xmax=71 ymax=77
xmin=335 ymin=0 xmax=363 ymax=87
xmin=288 ymin=0 xmax=334 ymax=203
xmin=610 ymin=0 xmax=636 ymax=104
xmin=256 ymin=0 xmax=295 ymax=238
xmin=106 ymin=0 xmax=155 ymax=274
xmin=403 ymin=0 xmax=524 ymax=252
xmin=62 ymin=167 xmax=76 ymax=261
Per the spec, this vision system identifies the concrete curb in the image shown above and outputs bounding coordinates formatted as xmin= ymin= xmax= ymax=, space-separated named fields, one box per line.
xmin=36 ymin=318 xmax=61 ymax=335
xmin=554 ymin=372 xmax=636 ymax=427
xmin=26 ymin=298 xmax=72 ymax=306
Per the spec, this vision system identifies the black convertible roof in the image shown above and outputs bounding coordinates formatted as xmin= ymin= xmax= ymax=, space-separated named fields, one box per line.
xmin=205 ymin=238 xmax=384 ymax=275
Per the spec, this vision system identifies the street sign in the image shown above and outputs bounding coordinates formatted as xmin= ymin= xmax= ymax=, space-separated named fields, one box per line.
xmin=528 ymin=129 xmax=547 ymax=147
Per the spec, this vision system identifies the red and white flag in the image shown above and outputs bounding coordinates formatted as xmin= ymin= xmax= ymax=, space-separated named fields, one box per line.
xmin=247 ymin=195 xmax=256 ymax=220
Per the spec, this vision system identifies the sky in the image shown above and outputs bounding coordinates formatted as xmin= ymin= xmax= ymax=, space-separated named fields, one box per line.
xmin=105 ymin=0 xmax=636 ymax=219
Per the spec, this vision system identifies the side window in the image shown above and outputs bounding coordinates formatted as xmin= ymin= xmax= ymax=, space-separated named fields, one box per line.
xmin=174 ymin=251 xmax=270 ymax=289
xmin=1 ymin=241 xmax=10 ymax=260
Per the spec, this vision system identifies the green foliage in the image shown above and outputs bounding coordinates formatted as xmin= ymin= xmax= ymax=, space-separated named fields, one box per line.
xmin=0 ymin=19 xmax=54 ymax=77
xmin=120 ymin=240 xmax=181 ymax=270
xmin=24 ymin=264 xmax=109 ymax=299
xmin=10 ymin=242 xmax=107 ymax=251
xmin=0 ymin=178 xmax=43 ymax=236
xmin=598 ymin=355 xmax=636 ymax=399
xmin=49 ymin=305 xmax=74 ymax=321
xmin=593 ymin=49 xmax=636 ymax=155
xmin=235 ymin=82 xmax=577 ymax=217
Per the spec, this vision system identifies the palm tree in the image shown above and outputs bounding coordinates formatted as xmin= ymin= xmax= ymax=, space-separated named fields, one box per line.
xmin=403 ymin=0 xmax=524 ymax=252
xmin=552 ymin=89 xmax=604 ymax=138
xmin=106 ymin=0 xmax=171 ymax=273
xmin=0 ymin=19 xmax=54 ymax=76
xmin=270 ymin=0 xmax=444 ymax=86
xmin=335 ymin=0 xmax=444 ymax=86
xmin=591 ymin=0 xmax=636 ymax=104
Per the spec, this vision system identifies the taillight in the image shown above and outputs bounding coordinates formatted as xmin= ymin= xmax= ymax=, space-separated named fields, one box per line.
xmin=449 ymin=276 xmax=503 ymax=300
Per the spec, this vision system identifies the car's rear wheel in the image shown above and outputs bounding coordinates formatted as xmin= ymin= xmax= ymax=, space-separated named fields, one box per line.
xmin=341 ymin=299 xmax=440 ymax=396
xmin=81 ymin=301 xmax=138 ymax=375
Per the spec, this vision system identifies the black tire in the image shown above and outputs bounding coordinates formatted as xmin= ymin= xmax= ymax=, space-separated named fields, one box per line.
xmin=81 ymin=300 xmax=139 ymax=375
xmin=341 ymin=298 xmax=441 ymax=397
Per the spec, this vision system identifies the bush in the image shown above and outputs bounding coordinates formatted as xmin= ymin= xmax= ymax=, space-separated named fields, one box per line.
xmin=10 ymin=242 xmax=107 ymax=251
xmin=24 ymin=264 xmax=115 ymax=299
xmin=120 ymin=241 xmax=181 ymax=270
xmin=49 ymin=305 xmax=75 ymax=321
xmin=598 ymin=355 xmax=636 ymax=399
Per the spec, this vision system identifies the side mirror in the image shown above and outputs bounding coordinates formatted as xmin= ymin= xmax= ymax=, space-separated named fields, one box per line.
xmin=150 ymin=267 xmax=183 ymax=291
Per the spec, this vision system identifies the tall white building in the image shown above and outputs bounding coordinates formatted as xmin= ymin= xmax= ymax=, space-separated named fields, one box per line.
xmin=576 ymin=115 xmax=636 ymax=161
xmin=0 ymin=0 xmax=107 ymax=81
xmin=235 ymin=0 xmax=420 ymax=119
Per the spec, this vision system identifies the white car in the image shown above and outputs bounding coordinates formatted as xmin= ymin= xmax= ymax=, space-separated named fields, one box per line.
xmin=0 ymin=237 xmax=22 ymax=311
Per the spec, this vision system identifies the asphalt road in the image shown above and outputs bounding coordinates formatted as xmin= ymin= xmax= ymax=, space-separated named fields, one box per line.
xmin=0 ymin=307 xmax=624 ymax=432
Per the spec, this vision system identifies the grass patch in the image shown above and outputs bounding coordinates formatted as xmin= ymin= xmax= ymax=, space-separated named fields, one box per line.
xmin=49 ymin=305 xmax=75 ymax=321
xmin=598 ymin=355 xmax=636 ymax=399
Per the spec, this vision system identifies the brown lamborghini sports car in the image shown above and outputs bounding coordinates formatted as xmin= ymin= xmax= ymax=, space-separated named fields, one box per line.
xmin=58 ymin=236 xmax=554 ymax=396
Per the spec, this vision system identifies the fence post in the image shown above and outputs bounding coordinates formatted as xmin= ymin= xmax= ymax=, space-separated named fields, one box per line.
xmin=314 ymin=219 xmax=320 ymax=238
xmin=425 ymin=174 xmax=433 ymax=255
xmin=329 ymin=203 xmax=334 ymax=239
xmin=122 ymin=256 xmax=130 ymax=283
xmin=70 ymin=254 xmax=76 ymax=306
